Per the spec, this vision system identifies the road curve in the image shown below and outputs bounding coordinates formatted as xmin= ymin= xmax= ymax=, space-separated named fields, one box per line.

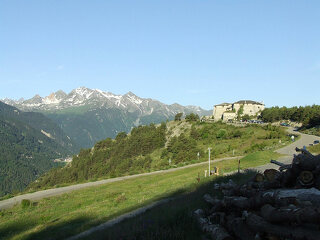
xmin=253 ymin=127 xmax=320 ymax=172
xmin=0 ymin=156 xmax=239 ymax=210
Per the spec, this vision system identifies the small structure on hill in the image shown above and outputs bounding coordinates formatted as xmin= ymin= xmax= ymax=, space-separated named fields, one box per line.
xmin=213 ymin=100 xmax=265 ymax=121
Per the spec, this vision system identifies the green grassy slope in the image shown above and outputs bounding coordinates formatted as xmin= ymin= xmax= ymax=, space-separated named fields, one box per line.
xmin=308 ymin=143 xmax=320 ymax=154
xmin=28 ymin=121 xmax=289 ymax=190
xmin=0 ymin=151 xmax=279 ymax=240
xmin=82 ymin=171 xmax=257 ymax=240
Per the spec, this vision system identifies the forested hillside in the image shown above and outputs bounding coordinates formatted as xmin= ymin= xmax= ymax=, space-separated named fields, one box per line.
xmin=29 ymin=118 xmax=290 ymax=190
xmin=0 ymin=102 xmax=75 ymax=196
xmin=261 ymin=105 xmax=320 ymax=126
xmin=261 ymin=105 xmax=320 ymax=136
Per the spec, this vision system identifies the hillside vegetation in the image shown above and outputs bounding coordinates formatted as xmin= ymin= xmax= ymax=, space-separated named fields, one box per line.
xmin=29 ymin=119 xmax=289 ymax=190
xmin=261 ymin=105 xmax=320 ymax=137
xmin=0 ymin=102 xmax=76 ymax=197
xmin=261 ymin=105 xmax=320 ymax=124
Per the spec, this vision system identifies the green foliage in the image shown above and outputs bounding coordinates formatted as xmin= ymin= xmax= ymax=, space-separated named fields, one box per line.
xmin=174 ymin=112 xmax=183 ymax=121
xmin=216 ymin=129 xmax=227 ymax=139
xmin=261 ymin=105 xmax=320 ymax=126
xmin=242 ymin=114 xmax=251 ymax=121
xmin=30 ymin=123 xmax=167 ymax=189
xmin=167 ymin=134 xmax=201 ymax=164
xmin=190 ymin=126 xmax=200 ymax=140
xmin=0 ymin=101 xmax=73 ymax=197
xmin=237 ymin=104 xmax=244 ymax=119
xmin=29 ymin=120 xmax=289 ymax=191
xmin=21 ymin=199 xmax=31 ymax=209
xmin=185 ymin=113 xmax=199 ymax=122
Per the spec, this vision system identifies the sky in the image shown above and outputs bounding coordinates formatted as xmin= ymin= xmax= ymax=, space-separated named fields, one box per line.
xmin=0 ymin=0 xmax=319 ymax=110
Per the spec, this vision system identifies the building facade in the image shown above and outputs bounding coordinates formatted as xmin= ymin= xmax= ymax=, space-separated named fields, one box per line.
xmin=213 ymin=100 xmax=265 ymax=121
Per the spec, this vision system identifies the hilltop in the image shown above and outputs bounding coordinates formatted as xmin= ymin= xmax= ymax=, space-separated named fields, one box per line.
xmin=29 ymin=117 xmax=290 ymax=190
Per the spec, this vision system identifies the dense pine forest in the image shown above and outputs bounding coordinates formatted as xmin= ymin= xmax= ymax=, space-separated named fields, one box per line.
xmin=261 ymin=105 xmax=320 ymax=136
xmin=29 ymin=117 xmax=290 ymax=190
xmin=261 ymin=105 xmax=320 ymax=126
xmin=0 ymin=102 xmax=74 ymax=197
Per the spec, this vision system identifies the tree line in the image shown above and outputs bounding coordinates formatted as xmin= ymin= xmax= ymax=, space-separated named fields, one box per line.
xmin=260 ymin=105 xmax=320 ymax=127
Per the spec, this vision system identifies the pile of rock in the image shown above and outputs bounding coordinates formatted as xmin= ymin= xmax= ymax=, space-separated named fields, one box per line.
xmin=194 ymin=148 xmax=320 ymax=240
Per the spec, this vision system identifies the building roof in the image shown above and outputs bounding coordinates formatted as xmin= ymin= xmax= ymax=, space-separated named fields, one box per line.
xmin=234 ymin=100 xmax=264 ymax=105
xmin=214 ymin=102 xmax=231 ymax=107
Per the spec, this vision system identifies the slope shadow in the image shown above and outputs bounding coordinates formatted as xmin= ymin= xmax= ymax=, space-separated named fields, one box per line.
xmin=0 ymin=218 xmax=37 ymax=240
xmin=80 ymin=170 xmax=257 ymax=240
xmin=1 ymin=170 xmax=256 ymax=240
xmin=23 ymin=216 xmax=92 ymax=240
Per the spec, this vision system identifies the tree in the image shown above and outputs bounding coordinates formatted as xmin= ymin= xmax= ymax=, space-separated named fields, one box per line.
xmin=174 ymin=112 xmax=183 ymax=121
xmin=237 ymin=105 xmax=244 ymax=120
xmin=185 ymin=113 xmax=200 ymax=122
xmin=115 ymin=132 xmax=127 ymax=141
xmin=242 ymin=114 xmax=250 ymax=121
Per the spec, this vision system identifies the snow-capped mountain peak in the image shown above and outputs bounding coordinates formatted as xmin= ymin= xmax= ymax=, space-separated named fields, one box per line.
xmin=1 ymin=87 xmax=211 ymax=117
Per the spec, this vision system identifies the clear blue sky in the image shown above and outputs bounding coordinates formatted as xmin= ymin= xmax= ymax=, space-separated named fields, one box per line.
xmin=1 ymin=0 xmax=319 ymax=109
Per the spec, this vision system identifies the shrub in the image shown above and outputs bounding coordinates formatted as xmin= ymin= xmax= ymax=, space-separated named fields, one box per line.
xmin=21 ymin=199 xmax=31 ymax=209
xmin=216 ymin=129 xmax=227 ymax=139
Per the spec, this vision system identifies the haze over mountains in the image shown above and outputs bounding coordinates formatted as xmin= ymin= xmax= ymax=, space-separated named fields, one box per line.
xmin=3 ymin=87 xmax=211 ymax=148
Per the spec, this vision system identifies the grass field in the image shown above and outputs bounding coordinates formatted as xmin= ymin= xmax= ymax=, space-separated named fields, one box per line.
xmin=0 ymin=150 xmax=279 ymax=240
xmin=308 ymin=143 xmax=320 ymax=154
xmin=81 ymin=171 xmax=257 ymax=240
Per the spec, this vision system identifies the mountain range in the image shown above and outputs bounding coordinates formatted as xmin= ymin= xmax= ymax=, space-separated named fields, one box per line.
xmin=3 ymin=87 xmax=211 ymax=148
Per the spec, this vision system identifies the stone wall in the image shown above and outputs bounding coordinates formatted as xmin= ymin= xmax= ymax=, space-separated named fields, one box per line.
xmin=213 ymin=100 xmax=264 ymax=121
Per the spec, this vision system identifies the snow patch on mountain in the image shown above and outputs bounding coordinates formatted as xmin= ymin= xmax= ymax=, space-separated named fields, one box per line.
xmin=2 ymin=87 xmax=211 ymax=117
xmin=41 ymin=129 xmax=54 ymax=139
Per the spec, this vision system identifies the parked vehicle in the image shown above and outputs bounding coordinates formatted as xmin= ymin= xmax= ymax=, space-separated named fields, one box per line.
xmin=314 ymin=140 xmax=320 ymax=144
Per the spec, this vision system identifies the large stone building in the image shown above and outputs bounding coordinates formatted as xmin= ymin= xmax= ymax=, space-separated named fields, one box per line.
xmin=213 ymin=100 xmax=265 ymax=121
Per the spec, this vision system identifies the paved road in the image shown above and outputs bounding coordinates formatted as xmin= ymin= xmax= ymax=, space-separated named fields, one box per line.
xmin=254 ymin=127 xmax=320 ymax=172
xmin=0 ymin=156 xmax=239 ymax=210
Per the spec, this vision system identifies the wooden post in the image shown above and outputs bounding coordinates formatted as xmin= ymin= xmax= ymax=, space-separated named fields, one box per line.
xmin=209 ymin=148 xmax=211 ymax=175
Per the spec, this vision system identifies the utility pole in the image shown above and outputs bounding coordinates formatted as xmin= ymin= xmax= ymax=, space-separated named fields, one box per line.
xmin=208 ymin=147 xmax=212 ymax=176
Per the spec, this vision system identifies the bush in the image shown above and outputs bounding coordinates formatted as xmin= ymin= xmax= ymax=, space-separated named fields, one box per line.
xmin=216 ymin=129 xmax=227 ymax=139
xmin=21 ymin=199 xmax=31 ymax=209
xmin=185 ymin=113 xmax=200 ymax=122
